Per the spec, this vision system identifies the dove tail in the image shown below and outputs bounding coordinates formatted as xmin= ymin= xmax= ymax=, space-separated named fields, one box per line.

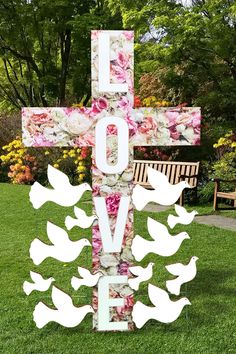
xmin=71 ymin=276 xmax=83 ymax=290
xmin=131 ymin=235 xmax=146 ymax=262
xmin=65 ymin=216 xmax=75 ymax=230
xmin=166 ymin=279 xmax=181 ymax=296
xmin=29 ymin=182 xmax=48 ymax=209
xmin=33 ymin=302 xmax=51 ymax=328
xmin=132 ymin=301 xmax=151 ymax=329
xmin=23 ymin=281 xmax=34 ymax=296
xmin=167 ymin=215 xmax=177 ymax=229
xmin=128 ymin=277 xmax=140 ymax=291
xmin=30 ymin=239 xmax=48 ymax=265
xmin=132 ymin=185 xmax=148 ymax=211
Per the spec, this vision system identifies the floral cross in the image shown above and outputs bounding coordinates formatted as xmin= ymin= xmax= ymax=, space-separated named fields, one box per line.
xmin=22 ymin=30 xmax=201 ymax=331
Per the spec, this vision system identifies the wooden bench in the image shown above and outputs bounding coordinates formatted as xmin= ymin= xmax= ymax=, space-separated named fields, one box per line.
xmin=133 ymin=160 xmax=200 ymax=206
xmin=213 ymin=178 xmax=236 ymax=210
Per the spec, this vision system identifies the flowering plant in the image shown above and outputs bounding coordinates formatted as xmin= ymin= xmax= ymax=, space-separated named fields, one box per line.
xmin=0 ymin=137 xmax=91 ymax=184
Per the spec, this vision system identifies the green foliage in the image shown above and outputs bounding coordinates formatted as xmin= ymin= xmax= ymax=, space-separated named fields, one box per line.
xmin=108 ymin=0 xmax=236 ymax=122
xmin=0 ymin=0 xmax=122 ymax=109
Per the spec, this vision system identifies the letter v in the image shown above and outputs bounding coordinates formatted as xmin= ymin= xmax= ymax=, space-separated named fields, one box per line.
xmin=94 ymin=196 xmax=130 ymax=252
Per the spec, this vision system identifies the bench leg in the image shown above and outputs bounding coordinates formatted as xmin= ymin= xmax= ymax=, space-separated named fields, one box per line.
xmin=213 ymin=181 xmax=219 ymax=211
xmin=179 ymin=190 xmax=184 ymax=206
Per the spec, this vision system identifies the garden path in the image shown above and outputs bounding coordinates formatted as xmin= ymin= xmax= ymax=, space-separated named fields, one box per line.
xmin=142 ymin=204 xmax=236 ymax=231
xmin=82 ymin=201 xmax=236 ymax=231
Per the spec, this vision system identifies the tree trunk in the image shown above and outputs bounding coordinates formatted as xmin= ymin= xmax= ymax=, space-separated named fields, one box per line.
xmin=59 ymin=30 xmax=71 ymax=106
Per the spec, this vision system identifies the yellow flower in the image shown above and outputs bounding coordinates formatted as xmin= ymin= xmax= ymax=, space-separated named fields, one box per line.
xmin=77 ymin=166 xmax=86 ymax=172
xmin=53 ymin=163 xmax=59 ymax=168
xmin=44 ymin=151 xmax=50 ymax=156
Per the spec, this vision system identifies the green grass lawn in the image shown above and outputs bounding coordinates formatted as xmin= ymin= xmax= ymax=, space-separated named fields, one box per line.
xmin=0 ymin=183 xmax=236 ymax=354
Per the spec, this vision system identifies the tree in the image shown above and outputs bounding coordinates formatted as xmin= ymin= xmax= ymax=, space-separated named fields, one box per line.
xmin=107 ymin=0 xmax=236 ymax=122
xmin=0 ymin=0 xmax=123 ymax=109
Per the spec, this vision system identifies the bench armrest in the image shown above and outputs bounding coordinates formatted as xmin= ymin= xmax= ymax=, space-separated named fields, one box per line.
xmin=212 ymin=178 xmax=236 ymax=183
xmin=179 ymin=174 xmax=198 ymax=179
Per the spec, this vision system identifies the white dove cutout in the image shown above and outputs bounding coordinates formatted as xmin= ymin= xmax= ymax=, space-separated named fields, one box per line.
xmin=132 ymin=284 xmax=191 ymax=328
xmin=65 ymin=206 xmax=98 ymax=230
xmin=71 ymin=267 xmax=103 ymax=290
xmin=132 ymin=167 xmax=191 ymax=210
xmin=131 ymin=217 xmax=190 ymax=261
xmin=23 ymin=271 xmax=55 ymax=295
xmin=30 ymin=221 xmax=91 ymax=265
xmin=167 ymin=204 xmax=199 ymax=229
xmin=30 ymin=164 xmax=92 ymax=209
xmin=33 ymin=286 xmax=94 ymax=328
xmin=166 ymin=256 xmax=199 ymax=296
xmin=128 ymin=263 xmax=154 ymax=291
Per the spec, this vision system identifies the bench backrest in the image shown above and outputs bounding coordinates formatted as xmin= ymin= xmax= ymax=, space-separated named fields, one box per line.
xmin=133 ymin=160 xmax=200 ymax=188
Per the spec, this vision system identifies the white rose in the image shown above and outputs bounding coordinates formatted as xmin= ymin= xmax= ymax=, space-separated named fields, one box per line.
xmin=121 ymin=170 xmax=133 ymax=182
xmin=100 ymin=254 xmax=119 ymax=268
xmin=66 ymin=112 xmax=92 ymax=135
xmin=103 ymin=174 xmax=119 ymax=186
xmin=100 ymin=185 xmax=112 ymax=194
xmin=182 ymin=127 xmax=195 ymax=142
xmin=121 ymin=248 xmax=133 ymax=262
xmin=176 ymin=124 xmax=185 ymax=133
xmin=51 ymin=108 xmax=67 ymax=123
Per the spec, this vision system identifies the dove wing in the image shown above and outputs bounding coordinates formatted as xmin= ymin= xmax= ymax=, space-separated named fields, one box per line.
xmin=52 ymin=286 xmax=73 ymax=310
xmin=148 ymin=284 xmax=170 ymax=307
xmin=30 ymin=271 xmax=43 ymax=283
xmin=129 ymin=265 xmax=145 ymax=276
xmin=74 ymin=207 xmax=86 ymax=219
xmin=77 ymin=267 xmax=92 ymax=279
xmin=174 ymin=204 xmax=187 ymax=217
xmin=47 ymin=222 xmax=70 ymax=246
xmin=147 ymin=167 xmax=168 ymax=189
xmin=147 ymin=217 xmax=169 ymax=241
xmin=47 ymin=165 xmax=70 ymax=189
xmin=166 ymin=262 xmax=186 ymax=276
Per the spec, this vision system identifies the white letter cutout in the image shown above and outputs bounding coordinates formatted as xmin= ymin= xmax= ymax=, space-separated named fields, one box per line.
xmin=98 ymin=31 xmax=128 ymax=92
xmin=94 ymin=196 xmax=130 ymax=252
xmin=98 ymin=275 xmax=128 ymax=331
xmin=95 ymin=116 xmax=129 ymax=174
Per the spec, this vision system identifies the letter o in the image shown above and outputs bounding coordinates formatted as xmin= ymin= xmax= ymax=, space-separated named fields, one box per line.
xmin=95 ymin=116 xmax=129 ymax=174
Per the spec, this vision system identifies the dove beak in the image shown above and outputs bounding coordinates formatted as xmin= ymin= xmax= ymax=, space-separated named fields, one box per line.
xmin=195 ymin=211 xmax=199 ymax=215
xmin=187 ymin=300 xmax=191 ymax=306
xmin=90 ymin=308 xmax=95 ymax=313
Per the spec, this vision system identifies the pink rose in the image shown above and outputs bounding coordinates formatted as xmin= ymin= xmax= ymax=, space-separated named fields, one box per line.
xmin=30 ymin=109 xmax=52 ymax=125
xmin=165 ymin=110 xmax=179 ymax=126
xmin=118 ymin=261 xmax=131 ymax=275
xmin=191 ymin=111 xmax=201 ymax=128
xmin=126 ymin=115 xmax=138 ymax=136
xmin=111 ymin=65 xmax=126 ymax=82
xmin=33 ymin=134 xmax=54 ymax=147
xmin=74 ymin=133 xmax=95 ymax=147
xmin=92 ymin=184 xmax=100 ymax=197
xmin=116 ymin=295 xmax=134 ymax=316
xmin=92 ymin=227 xmax=102 ymax=256
xmin=117 ymin=51 xmax=130 ymax=69
xmin=123 ymin=31 xmax=134 ymax=41
xmin=170 ymin=127 xmax=180 ymax=140
xmin=118 ymin=96 xmax=132 ymax=112
xmin=105 ymin=193 xmax=121 ymax=216
xmin=92 ymin=97 xmax=109 ymax=115
xmin=107 ymin=124 xmax=118 ymax=135
xmin=138 ymin=116 xmax=157 ymax=134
